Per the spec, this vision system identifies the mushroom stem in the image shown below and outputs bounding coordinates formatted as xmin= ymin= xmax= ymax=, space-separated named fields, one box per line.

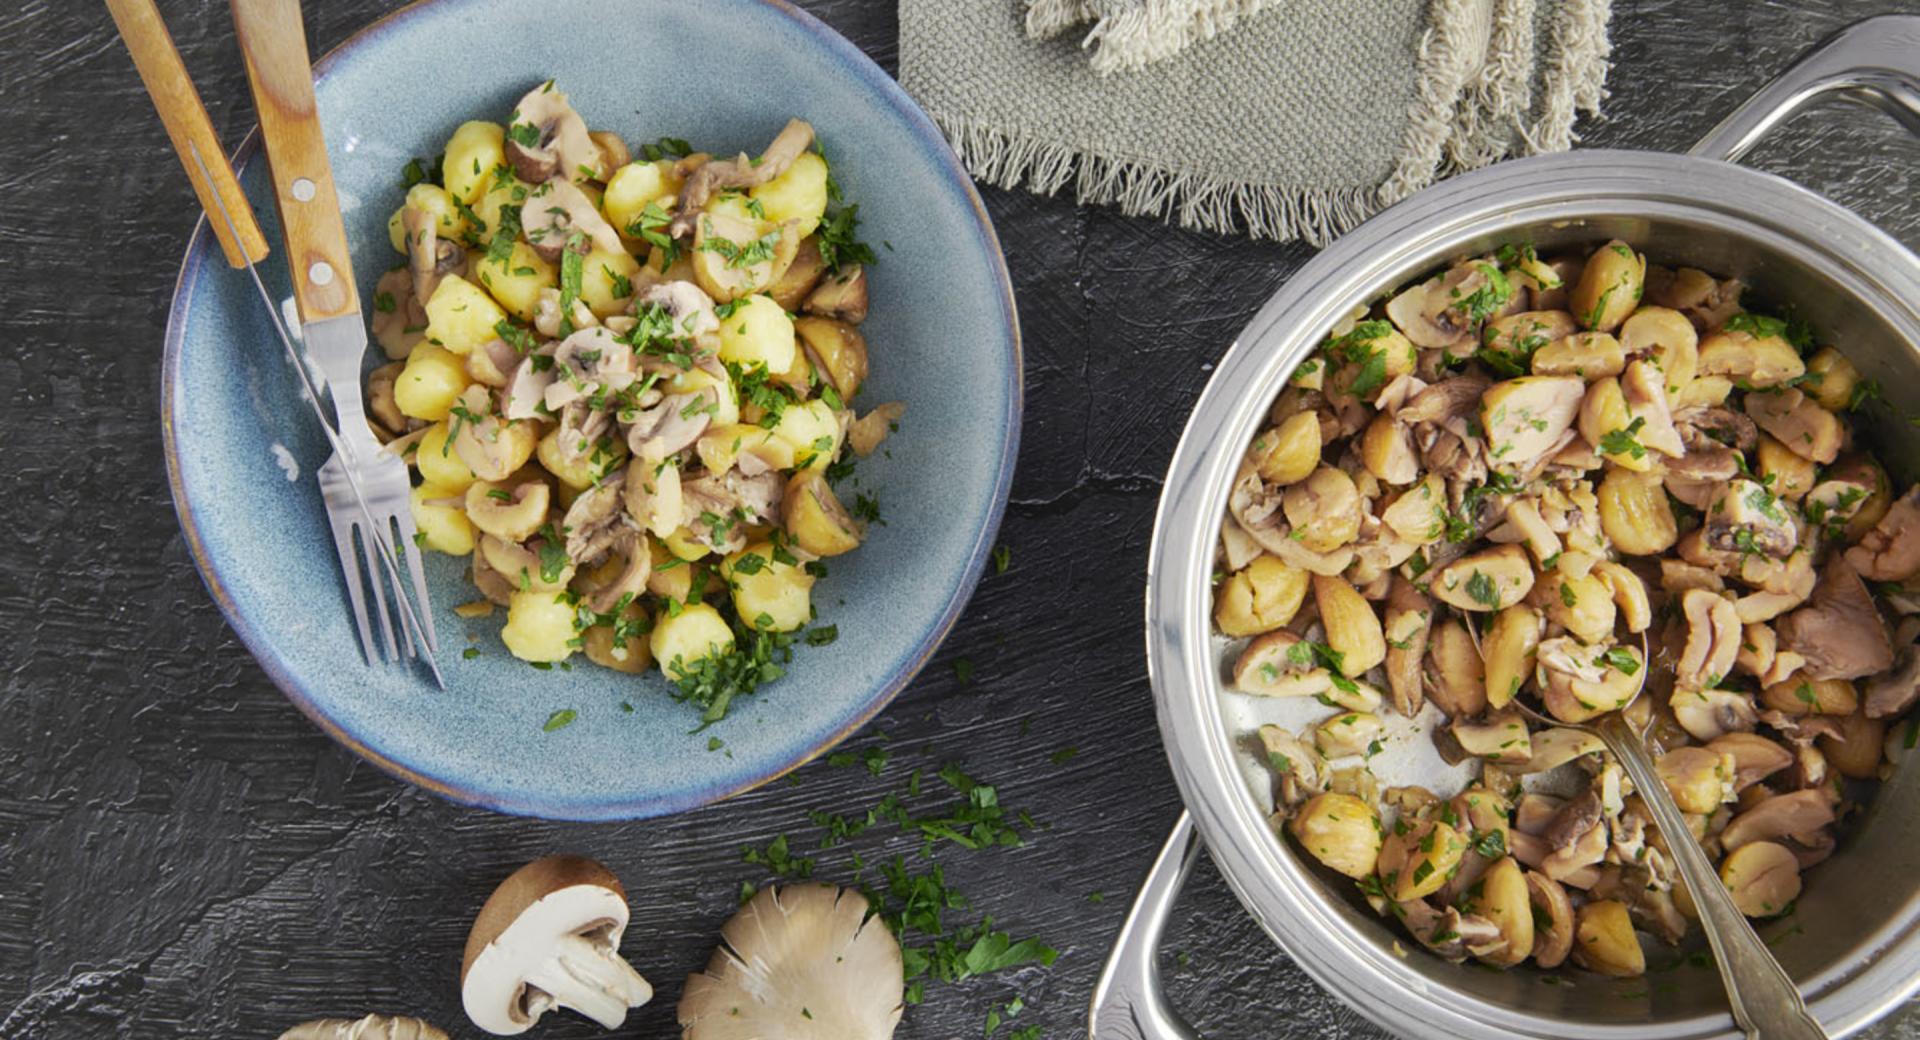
xmin=522 ymin=933 xmax=654 ymax=1029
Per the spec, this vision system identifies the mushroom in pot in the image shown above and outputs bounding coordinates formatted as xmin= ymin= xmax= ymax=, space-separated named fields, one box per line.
xmin=638 ymin=280 xmax=721 ymax=339
xmin=1258 ymin=724 xmax=1329 ymax=811
xmin=1670 ymin=687 xmax=1760 ymax=742
xmin=460 ymin=855 xmax=653 ymax=1035
xmin=678 ymin=883 xmax=903 ymax=1040
xmin=1775 ymin=557 xmax=1894 ymax=680
xmin=1703 ymin=479 xmax=1798 ymax=560
xmin=1845 ymin=486 xmax=1920 ymax=581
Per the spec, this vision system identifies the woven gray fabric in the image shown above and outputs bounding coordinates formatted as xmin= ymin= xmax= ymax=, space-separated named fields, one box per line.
xmin=898 ymin=0 xmax=1612 ymax=245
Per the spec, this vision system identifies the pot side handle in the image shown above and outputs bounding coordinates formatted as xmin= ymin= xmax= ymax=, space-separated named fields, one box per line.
xmin=1689 ymin=14 xmax=1920 ymax=162
xmin=1087 ymin=811 xmax=1203 ymax=1040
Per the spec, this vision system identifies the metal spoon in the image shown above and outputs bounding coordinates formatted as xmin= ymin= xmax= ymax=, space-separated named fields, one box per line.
xmin=1480 ymin=622 xmax=1828 ymax=1039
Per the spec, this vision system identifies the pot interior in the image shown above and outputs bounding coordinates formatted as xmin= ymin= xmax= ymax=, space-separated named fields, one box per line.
xmin=1198 ymin=177 xmax=1920 ymax=1036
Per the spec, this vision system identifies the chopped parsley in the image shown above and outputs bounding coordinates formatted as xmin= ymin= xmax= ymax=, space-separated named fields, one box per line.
xmin=1599 ymin=416 xmax=1648 ymax=460
xmin=816 ymin=203 xmax=878 ymax=273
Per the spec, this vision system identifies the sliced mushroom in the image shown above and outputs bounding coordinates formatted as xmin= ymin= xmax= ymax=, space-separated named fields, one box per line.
xmin=522 ymin=177 xmax=624 ymax=261
xmin=638 ymin=279 xmax=721 ymax=340
xmin=1702 ymin=479 xmax=1798 ymax=560
xmin=1399 ymin=375 xmax=1490 ymax=425
xmin=1258 ymin=724 xmax=1329 ymax=810
xmin=404 ymin=204 xmax=466 ymax=305
xmin=1541 ymin=787 xmax=1604 ymax=851
xmin=451 ymin=387 xmax=534 ymax=481
xmin=562 ymin=478 xmax=632 ymax=564
xmin=1382 ymin=577 xmax=1431 ymax=716
xmin=1676 ymin=588 xmax=1741 ymax=690
xmin=1866 ymin=639 xmax=1920 ymax=719
xmin=1719 ymin=789 xmax=1836 ymax=853
xmin=626 ymin=389 xmax=717 ymax=459
xmin=678 ymin=883 xmax=902 ymax=1040
xmin=1745 ymin=387 xmax=1844 ymax=464
xmin=1480 ymin=376 xmax=1584 ymax=465
xmin=806 ymin=266 xmax=869 ymax=323
xmin=1397 ymin=899 xmax=1502 ymax=962
xmin=1670 ymin=687 xmax=1759 ymax=742
xmin=586 ymin=531 xmax=651 ymax=616
xmin=503 ymin=357 xmax=557 ymax=421
xmin=504 ymin=82 xmax=602 ymax=184
xmin=1536 ymin=637 xmax=1640 ymax=723
xmin=1776 ymin=556 xmax=1893 ymax=680
xmin=461 ymin=855 xmax=653 ymax=1035
xmin=1618 ymin=359 xmax=1684 ymax=457
xmin=1541 ymin=813 xmax=1608 ymax=882
xmin=372 ymin=267 xmax=428 ymax=360
xmin=1845 ymin=486 xmax=1920 ymax=582
xmin=670 ymin=119 xmax=815 ymax=238
xmin=1524 ymin=871 xmax=1575 ymax=968
xmin=1451 ymin=710 xmax=1532 ymax=765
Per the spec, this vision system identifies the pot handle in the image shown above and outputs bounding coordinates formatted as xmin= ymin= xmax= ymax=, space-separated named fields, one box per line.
xmin=1087 ymin=811 xmax=1204 ymax=1040
xmin=1689 ymin=14 xmax=1920 ymax=162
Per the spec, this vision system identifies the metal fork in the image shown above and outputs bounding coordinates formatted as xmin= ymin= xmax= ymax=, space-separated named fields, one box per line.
xmin=230 ymin=0 xmax=443 ymax=669
xmin=110 ymin=0 xmax=442 ymax=683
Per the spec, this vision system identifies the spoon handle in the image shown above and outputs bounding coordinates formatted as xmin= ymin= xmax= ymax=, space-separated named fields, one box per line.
xmin=1594 ymin=715 xmax=1829 ymax=1040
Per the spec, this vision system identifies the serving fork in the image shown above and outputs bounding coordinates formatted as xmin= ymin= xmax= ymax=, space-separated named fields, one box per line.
xmin=110 ymin=0 xmax=442 ymax=683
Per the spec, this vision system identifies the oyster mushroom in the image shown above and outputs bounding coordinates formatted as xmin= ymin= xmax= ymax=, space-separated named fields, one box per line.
xmin=1866 ymin=639 xmax=1920 ymax=719
xmin=670 ymin=119 xmax=816 ymax=238
xmin=277 ymin=1017 xmax=448 ymax=1040
xmin=522 ymin=177 xmax=624 ymax=261
xmin=1845 ymin=486 xmax=1920 ymax=581
xmin=1397 ymin=899 xmax=1503 ymax=962
xmin=1776 ymin=557 xmax=1893 ymax=680
xmin=806 ymin=267 xmax=869 ymax=323
xmin=562 ymin=477 xmax=631 ymax=564
xmin=587 ymin=531 xmax=652 ymax=614
xmin=678 ymin=883 xmax=903 ymax=1040
xmin=1676 ymin=588 xmax=1741 ymax=690
xmin=1719 ymin=789 xmax=1836 ymax=853
xmin=504 ymin=81 xmax=602 ymax=184
xmin=461 ymin=855 xmax=653 ymax=1035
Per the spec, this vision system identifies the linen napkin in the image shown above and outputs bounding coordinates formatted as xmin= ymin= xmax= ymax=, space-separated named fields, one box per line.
xmin=899 ymin=0 xmax=1613 ymax=245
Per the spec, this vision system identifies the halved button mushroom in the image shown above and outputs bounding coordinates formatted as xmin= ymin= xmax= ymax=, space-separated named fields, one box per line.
xmin=461 ymin=855 xmax=653 ymax=1035
xmin=505 ymin=82 xmax=602 ymax=184
xmin=1670 ymin=686 xmax=1760 ymax=742
xmin=678 ymin=883 xmax=902 ymax=1040
xmin=1704 ymin=479 xmax=1797 ymax=560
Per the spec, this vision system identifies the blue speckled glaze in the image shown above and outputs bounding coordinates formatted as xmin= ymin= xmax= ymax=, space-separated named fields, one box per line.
xmin=161 ymin=0 xmax=1020 ymax=820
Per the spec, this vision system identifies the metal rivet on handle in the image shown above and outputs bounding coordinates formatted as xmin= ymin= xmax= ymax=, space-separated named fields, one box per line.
xmin=309 ymin=260 xmax=335 ymax=286
xmin=291 ymin=177 xmax=316 ymax=202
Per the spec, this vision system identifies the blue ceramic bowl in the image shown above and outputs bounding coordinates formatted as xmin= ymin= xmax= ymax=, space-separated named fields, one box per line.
xmin=163 ymin=0 xmax=1020 ymax=820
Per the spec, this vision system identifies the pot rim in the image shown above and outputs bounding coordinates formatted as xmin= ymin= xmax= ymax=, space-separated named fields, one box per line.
xmin=1146 ymin=147 xmax=1920 ymax=1040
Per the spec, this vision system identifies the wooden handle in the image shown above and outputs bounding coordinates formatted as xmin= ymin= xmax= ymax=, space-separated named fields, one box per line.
xmin=107 ymin=0 xmax=270 ymax=268
xmin=230 ymin=0 xmax=358 ymax=320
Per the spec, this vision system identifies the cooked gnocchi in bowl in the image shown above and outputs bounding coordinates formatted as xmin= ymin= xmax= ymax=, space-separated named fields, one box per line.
xmin=1215 ymin=238 xmax=1920 ymax=977
xmin=370 ymin=81 xmax=901 ymax=726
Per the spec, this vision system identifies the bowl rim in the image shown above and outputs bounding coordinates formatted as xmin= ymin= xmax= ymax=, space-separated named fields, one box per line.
xmin=160 ymin=0 xmax=1023 ymax=820
xmin=1146 ymin=147 xmax=1920 ymax=1038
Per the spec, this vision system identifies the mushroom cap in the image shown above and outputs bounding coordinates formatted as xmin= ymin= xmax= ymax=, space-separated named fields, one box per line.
xmin=277 ymin=1016 xmax=448 ymax=1040
xmin=461 ymin=855 xmax=630 ymax=985
xmin=679 ymin=883 xmax=903 ymax=1040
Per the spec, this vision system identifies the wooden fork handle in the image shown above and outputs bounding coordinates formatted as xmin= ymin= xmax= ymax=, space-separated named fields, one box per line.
xmin=231 ymin=0 xmax=359 ymax=321
xmin=106 ymin=0 xmax=270 ymax=268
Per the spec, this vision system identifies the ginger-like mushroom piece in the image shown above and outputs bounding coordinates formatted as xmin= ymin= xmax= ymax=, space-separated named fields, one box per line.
xmin=679 ymin=883 xmax=903 ymax=1040
xmin=277 ymin=1016 xmax=448 ymax=1040
xmin=460 ymin=855 xmax=654 ymax=1036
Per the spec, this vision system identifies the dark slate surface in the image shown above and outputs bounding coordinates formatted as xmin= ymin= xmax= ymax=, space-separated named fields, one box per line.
xmin=4 ymin=1 xmax=1920 ymax=1037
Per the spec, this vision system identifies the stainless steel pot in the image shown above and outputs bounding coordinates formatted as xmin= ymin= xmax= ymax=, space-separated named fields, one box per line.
xmin=1104 ymin=16 xmax=1920 ymax=1040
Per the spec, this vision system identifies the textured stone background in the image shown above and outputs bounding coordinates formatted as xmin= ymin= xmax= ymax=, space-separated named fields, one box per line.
xmin=4 ymin=1 xmax=1920 ymax=1037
